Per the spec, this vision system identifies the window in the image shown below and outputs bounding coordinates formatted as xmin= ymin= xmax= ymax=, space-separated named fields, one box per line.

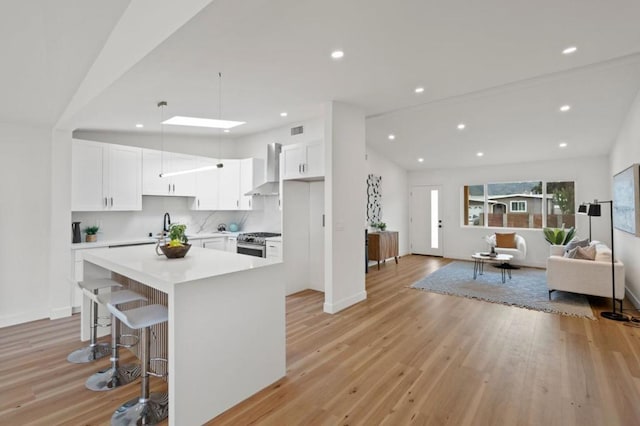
xmin=546 ymin=181 xmax=575 ymax=228
xmin=462 ymin=180 xmax=575 ymax=229
xmin=463 ymin=185 xmax=484 ymax=227
xmin=510 ymin=201 xmax=527 ymax=212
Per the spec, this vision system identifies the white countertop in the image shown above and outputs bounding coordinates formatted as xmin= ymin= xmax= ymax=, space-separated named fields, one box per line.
xmin=82 ymin=245 xmax=280 ymax=293
xmin=71 ymin=232 xmax=240 ymax=250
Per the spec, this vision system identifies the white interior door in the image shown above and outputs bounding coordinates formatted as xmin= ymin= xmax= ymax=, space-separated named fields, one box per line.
xmin=410 ymin=185 xmax=443 ymax=256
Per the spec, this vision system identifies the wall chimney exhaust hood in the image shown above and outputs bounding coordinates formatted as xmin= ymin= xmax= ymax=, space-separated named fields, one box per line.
xmin=245 ymin=142 xmax=282 ymax=196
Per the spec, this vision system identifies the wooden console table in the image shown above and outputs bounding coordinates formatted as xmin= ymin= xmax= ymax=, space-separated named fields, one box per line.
xmin=368 ymin=231 xmax=399 ymax=270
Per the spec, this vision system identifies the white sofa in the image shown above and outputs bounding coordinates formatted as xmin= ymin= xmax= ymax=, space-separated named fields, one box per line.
xmin=546 ymin=242 xmax=625 ymax=305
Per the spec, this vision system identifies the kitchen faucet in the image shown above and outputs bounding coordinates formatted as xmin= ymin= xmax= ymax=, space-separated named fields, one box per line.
xmin=163 ymin=212 xmax=171 ymax=234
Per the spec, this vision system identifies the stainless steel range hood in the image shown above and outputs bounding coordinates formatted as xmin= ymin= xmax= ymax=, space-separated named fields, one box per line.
xmin=244 ymin=142 xmax=282 ymax=196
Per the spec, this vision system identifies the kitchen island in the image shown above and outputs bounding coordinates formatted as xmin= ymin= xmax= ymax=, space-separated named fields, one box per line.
xmin=82 ymin=245 xmax=285 ymax=426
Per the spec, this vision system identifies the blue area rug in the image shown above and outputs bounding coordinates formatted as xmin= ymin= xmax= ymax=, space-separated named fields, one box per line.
xmin=411 ymin=261 xmax=595 ymax=319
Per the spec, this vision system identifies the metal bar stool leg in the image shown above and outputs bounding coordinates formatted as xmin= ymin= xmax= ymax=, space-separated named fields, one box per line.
xmin=85 ymin=315 xmax=141 ymax=391
xmin=67 ymin=288 xmax=110 ymax=363
xmin=86 ymin=289 xmax=146 ymax=391
xmin=109 ymin=304 xmax=169 ymax=425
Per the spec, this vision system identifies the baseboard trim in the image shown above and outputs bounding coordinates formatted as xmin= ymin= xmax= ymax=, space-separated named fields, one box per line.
xmin=323 ymin=290 xmax=367 ymax=314
xmin=0 ymin=309 xmax=49 ymax=328
xmin=50 ymin=306 xmax=73 ymax=320
xmin=626 ymin=286 xmax=640 ymax=309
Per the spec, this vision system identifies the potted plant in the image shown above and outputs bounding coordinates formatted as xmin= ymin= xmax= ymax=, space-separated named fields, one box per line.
xmin=377 ymin=222 xmax=387 ymax=231
xmin=543 ymin=226 xmax=576 ymax=256
xmin=156 ymin=223 xmax=191 ymax=258
xmin=84 ymin=225 xmax=99 ymax=242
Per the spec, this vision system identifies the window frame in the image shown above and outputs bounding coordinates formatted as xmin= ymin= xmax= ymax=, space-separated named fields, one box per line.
xmin=509 ymin=200 xmax=527 ymax=213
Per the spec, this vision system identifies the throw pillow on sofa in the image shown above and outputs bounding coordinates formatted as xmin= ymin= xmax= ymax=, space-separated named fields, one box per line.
xmin=575 ymin=245 xmax=596 ymax=260
xmin=564 ymin=247 xmax=578 ymax=258
xmin=565 ymin=237 xmax=589 ymax=253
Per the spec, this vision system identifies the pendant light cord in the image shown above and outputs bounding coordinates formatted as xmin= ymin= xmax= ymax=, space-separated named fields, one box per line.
xmin=158 ymin=101 xmax=167 ymax=176
xmin=217 ymin=72 xmax=224 ymax=168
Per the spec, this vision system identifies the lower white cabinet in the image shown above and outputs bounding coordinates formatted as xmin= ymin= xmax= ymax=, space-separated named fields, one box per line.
xmin=226 ymin=236 xmax=237 ymax=253
xmin=266 ymin=240 xmax=282 ymax=260
xmin=201 ymin=237 xmax=226 ymax=251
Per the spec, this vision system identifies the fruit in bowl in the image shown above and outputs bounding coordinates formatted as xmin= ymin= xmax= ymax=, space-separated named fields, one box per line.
xmin=156 ymin=224 xmax=191 ymax=258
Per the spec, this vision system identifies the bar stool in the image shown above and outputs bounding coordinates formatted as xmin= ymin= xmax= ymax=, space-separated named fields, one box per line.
xmin=67 ymin=278 xmax=122 ymax=363
xmin=107 ymin=303 xmax=169 ymax=425
xmin=85 ymin=289 xmax=148 ymax=391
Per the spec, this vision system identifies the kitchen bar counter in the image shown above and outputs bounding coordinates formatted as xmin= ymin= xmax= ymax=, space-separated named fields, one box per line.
xmin=82 ymin=245 xmax=285 ymax=426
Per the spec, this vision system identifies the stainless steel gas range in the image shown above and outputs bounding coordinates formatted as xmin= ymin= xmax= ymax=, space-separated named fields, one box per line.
xmin=237 ymin=232 xmax=281 ymax=257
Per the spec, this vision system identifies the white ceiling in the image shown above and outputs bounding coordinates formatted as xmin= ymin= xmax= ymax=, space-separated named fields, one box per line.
xmin=0 ymin=0 xmax=130 ymax=126
xmin=69 ymin=0 xmax=640 ymax=168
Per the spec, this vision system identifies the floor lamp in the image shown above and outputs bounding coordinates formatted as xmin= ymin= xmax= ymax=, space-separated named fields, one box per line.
xmin=588 ymin=200 xmax=629 ymax=322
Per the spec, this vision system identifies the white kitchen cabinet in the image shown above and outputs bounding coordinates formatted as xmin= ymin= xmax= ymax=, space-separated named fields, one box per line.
xmin=142 ymin=149 xmax=197 ymax=196
xmin=217 ymin=159 xmax=241 ymax=210
xmin=192 ymin=157 xmax=219 ymax=210
xmin=72 ymin=139 xmax=142 ymax=211
xmin=201 ymin=237 xmax=226 ymax=251
xmin=266 ymin=240 xmax=282 ymax=261
xmin=281 ymin=140 xmax=324 ymax=180
xmin=239 ymin=158 xmax=265 ymax=210
xmin=226 ymin=236 xmax=237 ymax=253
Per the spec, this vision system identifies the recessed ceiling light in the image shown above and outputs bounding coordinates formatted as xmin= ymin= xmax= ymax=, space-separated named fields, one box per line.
xmin=418 ymin=158 xmax=424 ymax=163
xmin=280 ymin=112 xmax=288 ymax=117
xmin=223 ymin=129 xmax=230 ymax=133
xmin=162 ymin=116 xmax=245 ymax=129
xmin=562 ymin=46 xmax=578 ymax=55
xmin=331 ymin=50 xmax=344 ymax=59
xmin=135 ymin=123 xmax=144 ymax=128
xmin=457 ymin=123 xmax=466 ymax=130
xmin=477 ymin=152 xmax=484 ymax=157
xmin=388 ymin=134 xmax=396 ymax=140
xmin=415 ymin=87 xmax=425 ymax=94
xmin=559 ymin=142 xmax=568 ymax=148
xmin=559 ymin=105 xmax=571 ymax=112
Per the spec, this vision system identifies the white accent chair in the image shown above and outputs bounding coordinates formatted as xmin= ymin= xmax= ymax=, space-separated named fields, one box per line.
xmin=488 ymin=234 xmax=527 ymax=263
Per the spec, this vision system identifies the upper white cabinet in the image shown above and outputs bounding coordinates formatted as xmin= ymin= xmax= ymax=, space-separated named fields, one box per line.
xmin=142 ymin=149 xmax=197 ymax=196
xmin=239 ymin=158 xmax=265 ymax=210
xmin=217 ymin=159 xmax=240 ymax=210
xmin=281 ymin=140 xmax=324 ymax=180
xmin=72 ymin=139 xmax=142 ymax=211
xmin=192 ymin=157 xmax=219 ymax=211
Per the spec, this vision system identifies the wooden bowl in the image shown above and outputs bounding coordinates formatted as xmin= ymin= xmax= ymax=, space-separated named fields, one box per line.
xmin=159 ymin=243 xmax=191 ymax=259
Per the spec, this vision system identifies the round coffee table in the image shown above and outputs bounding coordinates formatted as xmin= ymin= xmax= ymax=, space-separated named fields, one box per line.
xmin=471 ymin=253 xmax=514 ymax=283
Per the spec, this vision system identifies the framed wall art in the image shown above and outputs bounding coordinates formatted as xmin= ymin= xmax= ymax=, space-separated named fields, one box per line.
xmin=613 ymin=163 xmax=640 ymax=236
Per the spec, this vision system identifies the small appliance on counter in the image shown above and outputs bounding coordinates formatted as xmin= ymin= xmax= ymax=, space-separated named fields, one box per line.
xmin=228 ymin=223 xmax=239 ymax=232
xmin=217 ymin=223 xmax=227 ymax=232
xmin=72 ymin=221 xmax=81 ymax=243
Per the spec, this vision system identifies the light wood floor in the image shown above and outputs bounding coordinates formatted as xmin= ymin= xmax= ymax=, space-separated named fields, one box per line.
xmin=2 ymin=255 xmax=640 ymax=425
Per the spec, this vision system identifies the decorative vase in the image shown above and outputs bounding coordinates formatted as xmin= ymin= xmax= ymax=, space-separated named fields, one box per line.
xmin=489 ymin=245 xmax=497 ymax=257
xmin=550 ymin=245 xmax=565 ymax=256
xmin=86 ymin=234 xmax=97 ymax=243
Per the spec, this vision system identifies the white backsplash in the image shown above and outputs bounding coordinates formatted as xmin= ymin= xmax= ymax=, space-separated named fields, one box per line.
xmin=72 ymin=195 xmax=281 ymax=241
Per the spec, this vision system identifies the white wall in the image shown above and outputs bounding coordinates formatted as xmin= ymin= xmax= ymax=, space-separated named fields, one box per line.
xmin=610 ymin=88 xmax=640 ymax=307
xmin=366 ymin=147 xmax=410 ymax=256
xmin=0 ymin=123 xmax=52 ymax=327
xmin=410 ymin=155 xmax=611 ymax=268
xmin=324 ymin=102 xmax=367 ymax=313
